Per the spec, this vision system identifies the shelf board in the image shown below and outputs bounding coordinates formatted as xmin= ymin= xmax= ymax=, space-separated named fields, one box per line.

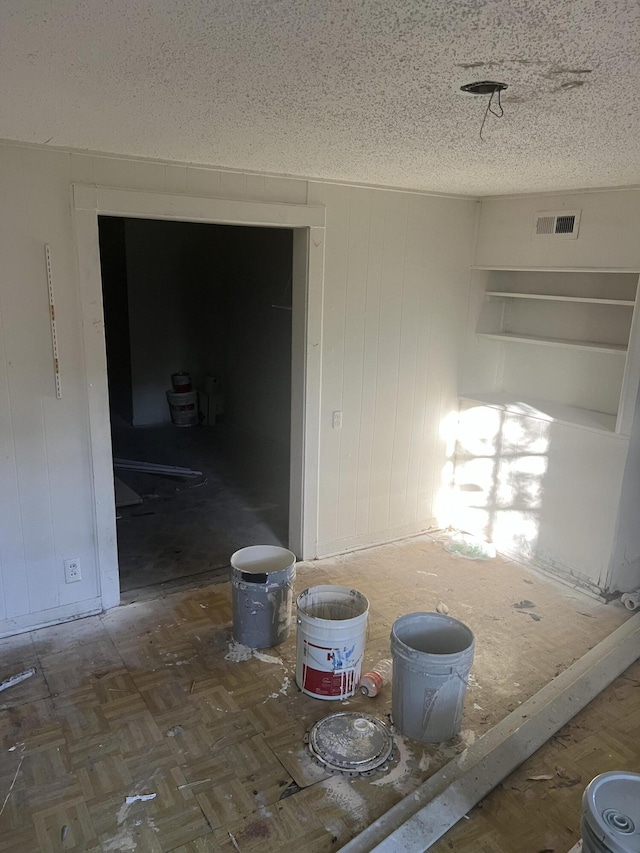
xmin=485 ymin=291 xmax=635 ymax=306
xmin=477 ymin=332 xmax=628 ymax=354
xmin=458 ymin=392 xmax=619 ymax=434
xmin=471 ymin=265 xmax=640 ymax=274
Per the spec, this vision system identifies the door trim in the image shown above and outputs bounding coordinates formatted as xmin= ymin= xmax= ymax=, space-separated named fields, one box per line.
xmin=73 ymin=185 xmax=325 ymax=608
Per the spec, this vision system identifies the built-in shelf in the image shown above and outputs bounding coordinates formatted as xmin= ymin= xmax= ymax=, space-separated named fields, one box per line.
xmin=477 ymin=332 xmax=628 ymax=354
xmin=459 ymin=392 xmax=617 ymax=434
xmin=467 ymin=267 xmax=640 ymax=435
xmin=485 ymin=291 xmax=635 ymax=306
xmin=472 ymin=265 xmax=640 ymax=274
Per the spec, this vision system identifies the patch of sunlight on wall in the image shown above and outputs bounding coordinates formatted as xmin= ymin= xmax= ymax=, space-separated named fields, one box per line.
xmin=441 ymin=403 xmax=551 ymax=560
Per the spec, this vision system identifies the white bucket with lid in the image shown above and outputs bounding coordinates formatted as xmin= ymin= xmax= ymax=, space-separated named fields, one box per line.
xmin=581 ymin=771 xmax=640 ymax=853
xmin=295 ymin=585 xmax=369 ymax=700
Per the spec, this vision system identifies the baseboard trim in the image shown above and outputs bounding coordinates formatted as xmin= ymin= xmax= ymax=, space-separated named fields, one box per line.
xmin=317 ymin=520 xmax=438 ymax=559
xmin=0 ymin=598 xmax=103 ymax=639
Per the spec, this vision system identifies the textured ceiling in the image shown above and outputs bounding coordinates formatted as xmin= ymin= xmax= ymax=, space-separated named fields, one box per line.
xmin=1 ymin=0 xmax=640 ymax=195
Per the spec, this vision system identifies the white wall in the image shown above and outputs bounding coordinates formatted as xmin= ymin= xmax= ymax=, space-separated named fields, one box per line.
xmin=0 ymin=140 xmax=477 ymax=634
xmin=476 ymin=190 xmax=640 ymax=270
xmin=611 ymin=381 xmax=640 ymax=592
xmin=309 ymin=183 xmax=477 ymax=555
xmin=457 ymin=187 xmax=640 ymax=594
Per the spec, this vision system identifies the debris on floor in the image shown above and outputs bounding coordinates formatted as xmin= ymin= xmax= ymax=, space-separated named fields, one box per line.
xmin=124 ymin=793 xmax=156 ymax=805
xmin=0 ymin=667 xmax=36 ymax=692
xmin=513 ymin=600 xmax=537 ymax=610
xmin=427 ymin=527 xmax=496 ymax=560
xmin=114 ymin=458 xmax=203 ymax=478
xmin=360 ymin=659 xmax=393 ymax=697
xmin=114 ymin=476 xmax=143 ymax=508
xmin=621 ymin=589 xmax=640 ymax=611
xmin=224 ymin=639 xmax=283 ymax=665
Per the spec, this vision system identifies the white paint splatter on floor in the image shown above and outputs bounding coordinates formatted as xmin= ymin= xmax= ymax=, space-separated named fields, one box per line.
xmin=252 ymin=651 xmax=283 ymax=665
xmin=225 ymin=640 xmax=253 ymax=661
xmin=372 ymin=735 xmax=414 ymax=792
xmin=321 ymin=777 xmax=369 ymax=828
xmin=225 ymin=640 xmax=283 ymax=665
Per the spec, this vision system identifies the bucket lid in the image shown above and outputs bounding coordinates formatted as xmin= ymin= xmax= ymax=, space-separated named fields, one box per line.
xmin=305 ymin=712 xmax=393 ymax=776
xmin=582 ymin=772 xmax=640 ymax=853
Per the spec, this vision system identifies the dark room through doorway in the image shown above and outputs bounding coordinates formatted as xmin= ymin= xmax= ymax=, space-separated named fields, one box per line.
xmin=98 ymin=216 xmax=293 ymax=593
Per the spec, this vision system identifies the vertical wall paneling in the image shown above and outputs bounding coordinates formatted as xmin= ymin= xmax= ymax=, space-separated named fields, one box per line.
xmin=316 ymin=184 xmax=350 ymax=545
xmin=354 ymin=190 xmax=386 ymax=539
xmin=165 ymin=165 xmax=187 ymax=195
xmin=186 ymin=167 xmax=222 ymax=198
xmin=368 ymin=192 xmax=409 ymax=534
xmin=388 ymin=194 xmax=424 ymax=530
xmin=336 ymin=190 xmax=372 ymax=541
xmin=219 ymin=171 xmax=248 ymax=200
xmin=0 ymin=138 xmax=481 ymax=632
xmin=91 ymin=157 xmax=136 ymax=189
xmin=316 ymin=187 xmax=477 ymax=553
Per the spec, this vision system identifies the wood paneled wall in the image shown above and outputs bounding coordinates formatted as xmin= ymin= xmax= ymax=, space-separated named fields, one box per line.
xmin=0 ymin=140 xmax=476 ymax=632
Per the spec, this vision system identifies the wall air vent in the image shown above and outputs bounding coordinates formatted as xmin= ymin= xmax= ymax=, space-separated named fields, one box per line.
xmin=533 ymin=210 xmax=581 ymax=239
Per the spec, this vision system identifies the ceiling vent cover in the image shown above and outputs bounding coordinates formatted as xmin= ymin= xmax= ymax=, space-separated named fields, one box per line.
xmin=533 ymin=210 xmax=581 ymax=239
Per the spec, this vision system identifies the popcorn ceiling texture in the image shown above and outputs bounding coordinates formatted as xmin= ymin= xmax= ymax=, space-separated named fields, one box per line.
xmin=1 ymin=0 xmax=639 ymax=195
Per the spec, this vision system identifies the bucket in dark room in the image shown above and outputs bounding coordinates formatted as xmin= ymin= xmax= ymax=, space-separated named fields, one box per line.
xmin=390 ymin=612 xmax=475 ymax=742
xmin=166 ymin=389 xmax=198 ymax=426
xmin=231 ymin=545 xmax=296 ymax=649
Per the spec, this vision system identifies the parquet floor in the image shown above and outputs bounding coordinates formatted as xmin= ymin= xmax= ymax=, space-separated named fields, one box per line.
xmin=0 ymin=535 xmax=633 ymax=852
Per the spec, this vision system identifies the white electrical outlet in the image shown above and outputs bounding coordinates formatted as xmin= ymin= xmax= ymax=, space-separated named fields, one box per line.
xmin=333 ymin=411 xmax=342 ymax=430
xmin=64 ymin=559 xmax=81 ymax=583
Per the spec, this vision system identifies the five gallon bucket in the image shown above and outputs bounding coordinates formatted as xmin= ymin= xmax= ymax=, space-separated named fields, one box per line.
xmin=231 ymin=545 xmax=296 ymax=649
xmin=391 ymin=612 xmax=475 ymax=742
xmin=167 ymin=389 xmax=198 ymax=427
xmin=581 ymin=771 xmax=640 ymax=853
xmin=296 ymin=585 xmax=369 ymax=700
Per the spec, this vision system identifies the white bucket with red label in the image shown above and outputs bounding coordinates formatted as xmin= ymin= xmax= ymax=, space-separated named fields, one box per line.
xmin=295 ymin=585 xmax=369 ymax=700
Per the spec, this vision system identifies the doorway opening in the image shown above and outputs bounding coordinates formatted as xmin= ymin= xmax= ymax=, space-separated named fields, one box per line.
xmin=98 ymin=216 xmax=294 ymax=594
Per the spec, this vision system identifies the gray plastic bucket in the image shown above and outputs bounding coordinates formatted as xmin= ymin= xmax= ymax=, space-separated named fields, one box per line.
xmin=581 ymin=771 xmax=640 ymax=853
xmin=231 ymin=545 xmax=296 ymax=649
xmin=390 ymin=612 xmax=475 ymax=743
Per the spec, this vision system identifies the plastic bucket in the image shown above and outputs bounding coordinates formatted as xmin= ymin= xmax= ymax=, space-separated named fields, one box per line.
xmin=296 ymin=585 xmax=369 ymax=700
xmin=581 ymin=772 xmax=640 ymax=853
xmin=231 ymin=545 xmax=296 ymax=649
xmin=390 ymin=612 xmax=475 ymax=742
xmin=171 ymin=372 xmax=192 ymax=392
xmin=167 ymin=389 xmax=198 ymax=427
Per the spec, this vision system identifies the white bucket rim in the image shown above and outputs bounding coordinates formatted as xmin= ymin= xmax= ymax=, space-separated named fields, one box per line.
xmin=297 ymin=585 xmax=369 ymax=622
xmin=230 ymin=545 xmax=296 ymax=574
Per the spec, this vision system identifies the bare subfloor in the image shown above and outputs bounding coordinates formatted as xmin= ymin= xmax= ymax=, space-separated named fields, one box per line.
xmin=111 ymin=422 xmax=289 ymax=592
xmin=0 ymin=537 xmax=632 ymax=852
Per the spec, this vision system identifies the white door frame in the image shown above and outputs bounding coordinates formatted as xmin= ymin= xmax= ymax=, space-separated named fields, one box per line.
xmin=72 ymin=185 xmax=325 ymax=609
